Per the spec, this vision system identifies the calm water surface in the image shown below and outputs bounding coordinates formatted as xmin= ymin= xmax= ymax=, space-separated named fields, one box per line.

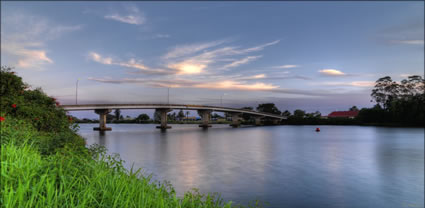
xmin=78 ymin=124 xmax=424 ymax=208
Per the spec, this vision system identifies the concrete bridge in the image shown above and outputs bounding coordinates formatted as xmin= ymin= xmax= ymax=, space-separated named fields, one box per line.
xmin=61 ymin=104 xmax=286 ymax=131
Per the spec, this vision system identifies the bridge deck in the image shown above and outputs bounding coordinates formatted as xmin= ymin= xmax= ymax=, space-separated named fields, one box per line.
xmin=61 ymin=104 xmax=286 ymax=119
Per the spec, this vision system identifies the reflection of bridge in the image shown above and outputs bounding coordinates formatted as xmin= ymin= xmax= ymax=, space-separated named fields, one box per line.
xmin=61 ymin=104 xmax=287 ymax=131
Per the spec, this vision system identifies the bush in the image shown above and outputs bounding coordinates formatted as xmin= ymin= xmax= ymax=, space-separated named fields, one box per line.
xmin=1 ymin=66 xmax=84 ymax=154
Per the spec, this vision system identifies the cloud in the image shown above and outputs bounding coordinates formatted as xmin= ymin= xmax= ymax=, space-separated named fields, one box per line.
xmin=104 ymin=14 xmax=145 ymax=25
xmin=241 ymin=40 xmax=280 ymax=53
xmin=16 ymin=50 xmax=53 ymax=68
xmin=88 ymin=52 xmax=174 ymax=75
xmin=154 ymin=34 xmax=170 ymax=39
xmin=163 ymin=40 xmax=227 ymax=59
xmin=321 ymin=81 xmax=375 ymax=87
xmin=88 ymin=77 xmax=278 ymax=91
xmin=1 ymin=12 xmax=81 ymax=70
xmin=104 ymin=6 xmax=145 ymax=25
xmin=391 ymin=39 xmax=424 ymax=45
xmin=221 ymin=55 xmax=262 ymax=69
xmin=163 ymin=39 xmax=279 ymax=74
xmin=167 ymin=61 xmax=206 ymax=75
xmin=273 ymin=65 xmax=299 ymax=69
xmin=319 ymin=69 xmax=346 ymax=76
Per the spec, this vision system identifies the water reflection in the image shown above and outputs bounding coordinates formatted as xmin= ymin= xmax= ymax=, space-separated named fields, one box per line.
xmin=79 ymin=124 xmax=424 ymax=208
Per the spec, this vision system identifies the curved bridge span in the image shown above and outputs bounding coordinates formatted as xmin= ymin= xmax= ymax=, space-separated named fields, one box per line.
xmin=61 ymin=104 xmax=286 ymax=131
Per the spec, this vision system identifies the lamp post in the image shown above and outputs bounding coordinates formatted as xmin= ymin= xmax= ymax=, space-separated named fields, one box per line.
xmin=75 ymin=79 xmax=80 ymax=105
xmin=220 ymin=93 xmax=227 ymax=107
xmin=167 ymin=87 xmax=170 ymax=104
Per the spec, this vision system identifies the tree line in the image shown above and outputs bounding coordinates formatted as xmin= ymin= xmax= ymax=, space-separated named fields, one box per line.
xmin=75 ymin=75 xmax=423 ymax=127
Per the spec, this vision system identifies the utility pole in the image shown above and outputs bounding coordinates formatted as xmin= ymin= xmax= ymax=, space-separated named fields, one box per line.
xmin=220 ymin=93 xmax=227 ymax=107
xmin=167 ymin=87 xmax=170 ymax=104
xmin=75 ymin=79 xmax=79 ymax=105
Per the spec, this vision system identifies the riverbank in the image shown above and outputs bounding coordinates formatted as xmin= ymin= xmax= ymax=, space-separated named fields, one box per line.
xmin=0 ymin=67 xmax=257 ymax=208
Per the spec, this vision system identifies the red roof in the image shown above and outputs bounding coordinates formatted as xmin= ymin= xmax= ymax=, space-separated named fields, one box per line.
xmin=328 ymin=111 xmax=359 ymax=118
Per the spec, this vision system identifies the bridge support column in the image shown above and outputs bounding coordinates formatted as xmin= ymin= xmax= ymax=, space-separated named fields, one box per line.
xmin=272 ymin=118 xmax=281 ymax=125
xmin=229 ymin=113 xmax=242 ymax=128
xmin=94 ymin=109 xmax=112 ymax=131
xmin=253 ymin=116 xmax=265 ymax=126
xmin=198 ymin=110 xmax=212 ymax=128
xmin=156 ymin=109 xmax=172 ymax=130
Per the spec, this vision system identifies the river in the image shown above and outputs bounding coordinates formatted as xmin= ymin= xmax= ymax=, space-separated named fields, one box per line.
xmin=78 ymin=124 xmax=424 ymax=208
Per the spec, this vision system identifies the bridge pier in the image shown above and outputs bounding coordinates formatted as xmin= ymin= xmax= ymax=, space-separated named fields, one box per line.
xmin=94 ymin=109 xmax=112 ymax=131
xmin=156 ymin=109 xmax=172 ymax=130
xmin=272 ymin=118 xmax=281 ymax=125
xmin=198 ymin=110 xmax=212 ymax=128
xmin=229 ymin=112 xmax=242 ymax=128
xmin=253 ymin=115 xmax=265 ymax=126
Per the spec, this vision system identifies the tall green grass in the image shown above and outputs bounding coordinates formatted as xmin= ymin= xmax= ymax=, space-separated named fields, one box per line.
xmin=1 ymin=67 xmax=264 ymax=208
xmin=1 ymin=118 xmax=264 ymax=208
xmin=1 ymin=140 xmax=240 ymax=208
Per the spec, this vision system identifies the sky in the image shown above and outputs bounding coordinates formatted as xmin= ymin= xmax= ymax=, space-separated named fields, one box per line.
xmin=1 ymin=2 xmax=424 ymax=118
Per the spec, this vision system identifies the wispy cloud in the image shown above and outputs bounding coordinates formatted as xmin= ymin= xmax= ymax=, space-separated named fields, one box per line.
xmin=273 ymin=65 xmax=299 ymax=69
xmin=163 ymin=40 xmax=227 ymax=59
xmin=88 ymin=77 xmax=279 ymax=91
xmin=221 ymin=55 xmax=262 ymax=69
xmin=319 ymin=69 xmax=346 ymax=76
xmin=154 ymin=34 xmax=170 ymax=39
xmin=1 ymin=12 xmax=82 ymax=70
xmin=321 ymin=81 xmax=375 ymax=87
xmin=163 ymin=39 xmax=279 ymax=74
xmin=104 ymin=6 xmax=145 ymax=25
xmin=88 ymin=52 xmax=174 ymax=75
xmin=391 ymin=39 xmax=424 ymax=45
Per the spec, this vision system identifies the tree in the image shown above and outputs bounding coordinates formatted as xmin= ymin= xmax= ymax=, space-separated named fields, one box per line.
xmin=185 ymin=111 xmax=190 ymax=119
xmin=211 ymin=113 xmax=223 ymax=118
xmin=306 ymin=111 xmax=321 ymax=119
xmin=293 ymin=109 xmax=306 ymax=119
xmin=256 ymin=103 xmax=281 ymax=115
xmin=136 ymin=114 xmax=150 ymax=122
xmin=282 ymin=110 xmax=291 ymax=117
xmin=371 ymin=76 xmax=400 ymax=109
xmin=349 ymin=106 xmax=359 ymax=111
xmin=241 ymin=106 xmax=253 ymax=121
xmin=114 ymin=109 xmax=121 ymax=121
xmin=153 ymin=110 xmax=161 ymax=122
xmin=106 ymin=113 xmax=115 ymax=122
xmin=177 ymin=110 xmax=185 ymax=121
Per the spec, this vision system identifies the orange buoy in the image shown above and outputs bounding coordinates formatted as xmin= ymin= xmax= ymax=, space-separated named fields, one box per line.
xmin=315 ymin=128 xmax=320 ymax=132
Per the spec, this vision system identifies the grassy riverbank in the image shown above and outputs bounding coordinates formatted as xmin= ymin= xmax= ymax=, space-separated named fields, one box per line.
xmin=0 ymin=66 xmax=259 ymax=207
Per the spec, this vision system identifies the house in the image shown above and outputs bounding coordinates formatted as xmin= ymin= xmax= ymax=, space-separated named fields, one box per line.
xmin=327 ymin=111 xmax=359 ymax=119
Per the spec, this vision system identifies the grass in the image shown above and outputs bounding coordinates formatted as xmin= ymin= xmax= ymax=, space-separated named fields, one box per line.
xmin=1 ymin=118 xmax=264 ymax=208
xmin=0 ymin=67 xmax=263 ymax=208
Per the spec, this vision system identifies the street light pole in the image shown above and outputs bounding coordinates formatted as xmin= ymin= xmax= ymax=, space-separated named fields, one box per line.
xmin=220 ymin=93 xmax=227 ymax=107
xmin=167 ymin=87 xmax=170 ymax=104
xmin=75 ymin=79 xmax=79 ymax=105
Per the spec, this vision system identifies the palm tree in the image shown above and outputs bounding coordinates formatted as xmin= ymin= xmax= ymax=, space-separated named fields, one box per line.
xmin=185 ymin=111 xmax=190 ymax=120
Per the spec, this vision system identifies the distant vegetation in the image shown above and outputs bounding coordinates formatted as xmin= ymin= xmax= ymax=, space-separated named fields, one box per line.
xmin=0 ymin=66 xmax=263 ymax=208
xmin=75 ymin=75 xmax=424 ymax=127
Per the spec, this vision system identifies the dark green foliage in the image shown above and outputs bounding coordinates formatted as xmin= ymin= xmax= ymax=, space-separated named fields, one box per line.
xmin=256 ymin=103 xmax=281 ymax=115
xmin=241 ymin=107 xmax=253 ymax=121
xmin=363 ymin=75 xmax=424 ymax=126
xmin=136 ymin=113 xmax=150 ymax=122
xmin=0 ymin=66 xmax=84 ymax=154
xmin=1 ymin=66 xmax=262 ymax=207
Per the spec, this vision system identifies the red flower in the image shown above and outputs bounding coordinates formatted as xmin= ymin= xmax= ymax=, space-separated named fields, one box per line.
xmin=11 ymin=104 xmax=17 ymax=108
xmin=0 ymin=117 xmax=5 ymax=122
xmin=55 ymin=101 xmax=60 ymax=106
xmin=34 ymin=118 xmax=39 ymax=121
xmin=68 ymin=116 xmax=73 ymax=121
